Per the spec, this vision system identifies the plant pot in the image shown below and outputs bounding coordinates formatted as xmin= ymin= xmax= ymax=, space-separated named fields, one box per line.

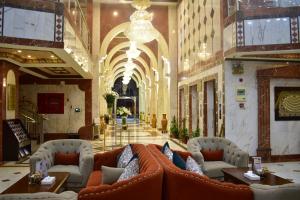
xmin=151 ymin=114 xmax=157 ymax=128
xmin=161 ymin=114 xmax=168 ymax=132
xmin=182 ymin=137 xmax=189 ymax=144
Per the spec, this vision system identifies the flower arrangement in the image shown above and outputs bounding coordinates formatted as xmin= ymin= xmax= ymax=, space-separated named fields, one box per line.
xmin=103 ymin=91 xmax=118 ymax=108
xmin=117 ymin=107 xmax=132 ymax=117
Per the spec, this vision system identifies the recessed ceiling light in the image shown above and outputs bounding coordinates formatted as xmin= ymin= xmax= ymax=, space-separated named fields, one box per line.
xmin=27 ymin=55 xmax=31 ymax=58
xmin=113 ymin=11 xmax=118 ymax=17
xmin=72 ymin=10 xmax=76 ymax=15
xmin=51 ymin=55 xmax=55 ymax=58
xmin=17 ymin=50 xmax=22 ymax=53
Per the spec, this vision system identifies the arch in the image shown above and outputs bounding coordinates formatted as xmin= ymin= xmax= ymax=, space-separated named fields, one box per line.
xmin=100 ymin=22 xmax=169 ymax=59
xmin=104 ymin=42 xmax=158 ymax=72
xmin=109 ymin=54 xmax=151 ymax=78
xmin=110 ymin=62 xmax=146 ymax=84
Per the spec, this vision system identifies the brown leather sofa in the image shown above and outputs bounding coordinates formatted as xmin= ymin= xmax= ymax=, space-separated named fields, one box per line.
xmin=147 ymin=144 xmax=254 ymax=200
xmin=78 ymin=144 xmax=163 ymax=200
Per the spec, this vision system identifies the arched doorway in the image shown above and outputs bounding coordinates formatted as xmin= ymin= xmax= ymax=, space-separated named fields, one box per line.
xmin=112 ymin=77 xmax=139 ymax=123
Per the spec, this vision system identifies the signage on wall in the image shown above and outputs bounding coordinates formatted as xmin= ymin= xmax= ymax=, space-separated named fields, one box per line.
xmin=236 ymin=87 xmax=246 ymax=102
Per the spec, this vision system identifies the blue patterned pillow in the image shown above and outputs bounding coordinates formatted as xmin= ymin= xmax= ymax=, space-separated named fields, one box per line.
xmin=117 ymin=155 xmax=139 ymax=182
xmin=186 ymin=156 xmax=203 ymax=175
xmin=117 ymin=145 xmax=133 ymax=168
xmin=162 ymin=142 xmax=173 ymax=160
xmin=172 ymin=152 xmax=186 ymax=170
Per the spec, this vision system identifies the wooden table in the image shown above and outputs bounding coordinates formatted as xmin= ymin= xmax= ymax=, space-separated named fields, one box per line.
xmin=1 ymin=172 xmax=70 ymax=194
xmin=222 ymin=168 xmax=293 ymax=186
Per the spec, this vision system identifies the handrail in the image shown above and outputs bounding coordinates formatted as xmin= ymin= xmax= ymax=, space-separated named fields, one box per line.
xmin=21 ymin=113 xmax=36 ymax=123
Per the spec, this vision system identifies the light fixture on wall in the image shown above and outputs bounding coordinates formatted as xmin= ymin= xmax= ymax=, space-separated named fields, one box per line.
xmin=197 ymin=43 xmax=211 ymax=60
xmin=125 ymin=0 xmax=158 ymax=44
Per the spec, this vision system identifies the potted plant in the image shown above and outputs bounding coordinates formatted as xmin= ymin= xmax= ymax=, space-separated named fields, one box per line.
xmin=192 ymin=125 xmax=200 ymax=138
xmin=117 ymin=107 xmax=132 ymax=130
xmin=180 ymin=127 xmax=189 ymax=144
xmin=104 ymin=114 xmax=109 ymax=124
xmin=179 ymin=118 xmax=189 ymax=144
xmin=170 ymin=116 xmax=179 ymax=138
xmin=103 ymin=91 xmax=118 ymax=118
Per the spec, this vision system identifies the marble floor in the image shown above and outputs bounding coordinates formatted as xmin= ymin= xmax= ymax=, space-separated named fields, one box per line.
xmin=0 ymin=123 xmax=299 ymax=193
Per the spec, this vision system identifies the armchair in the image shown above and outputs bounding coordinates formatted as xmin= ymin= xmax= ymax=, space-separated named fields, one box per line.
xmin=30 ymin=139 xmax=94 ymax=189
xmin=187 ymin=137 xmax=249 ymax=179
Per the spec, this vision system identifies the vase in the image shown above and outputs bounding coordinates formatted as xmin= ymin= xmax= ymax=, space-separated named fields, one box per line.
xmin=100 ymin=116 xmax=106 ymax=135
xmin=107 ymin=107 xmax=113 ymax=123
xmin=151 ymin=114 xmax=157 ymax=128
xmin=161 ymin=114 xmax=168 ymax=133
xmin=122 ymin=116 xmax=127 ymax=130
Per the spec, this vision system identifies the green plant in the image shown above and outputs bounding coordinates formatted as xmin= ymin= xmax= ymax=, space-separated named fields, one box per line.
xmin=192 ymin=127 xmax=200 ymax=138
xmin=103 ymin=91 xmax=118 ymax=108
xmin=170 ymin=116 xmax=179 ymax=138
xmin=179 ymin=127 xmax=189 ymax=144
xmin=122 ymin=116 xmax=127 ymax=125
xmin=117 ymin=107 xmax=132 ymax=117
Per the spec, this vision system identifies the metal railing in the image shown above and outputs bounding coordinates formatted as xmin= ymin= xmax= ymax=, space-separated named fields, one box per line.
xmin=63 ymin=0 xmax=91 ymax=52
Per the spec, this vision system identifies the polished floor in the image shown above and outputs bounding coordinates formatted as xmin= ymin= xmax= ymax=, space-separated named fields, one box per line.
xmin=0 ymin=123 xmax=299 ymax=193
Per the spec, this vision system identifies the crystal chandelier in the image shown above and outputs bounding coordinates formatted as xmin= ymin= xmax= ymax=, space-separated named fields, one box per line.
xmin=122 ymin=59 xmax=135 ymax=85
xmin=126 ymin=41 xmax=141 ymax=59
xmin=125 ymin=0 xmax=159 ymax=44
xmin=197 ymin=43 xmax=211 ymax=60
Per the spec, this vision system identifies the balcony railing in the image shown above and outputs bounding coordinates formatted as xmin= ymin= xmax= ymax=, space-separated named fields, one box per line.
xmin=227 ymin=0 xmax=300 ymax=16
xmin=63 ymin=0 xmax=91 ymax=52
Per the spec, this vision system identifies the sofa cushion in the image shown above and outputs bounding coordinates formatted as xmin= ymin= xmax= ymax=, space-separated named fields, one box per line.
xmin=101 ymin=165 xmax=124 ymax=184
xmin=54 ymin=152 xmax=80 ymax=166
xmin=48 ymin=165 xmax=82 ymax=183
xmin=86 ymin=171 xmax=102 ymax=187
xmin=186 ymin=156 xmax=203 ymax=175
xmin=118 ymin=156 xmax=139 ymax=182
xmin=162 ymin=142 xmax=173 ymax=160
xmin=201 ymin=149 xmax=223 ymax=161
xmin=117 ymin=144 xmax=134 ymax=168
xmin=172 ymin=152 xmax=186 ymax=170
xmin=203 ymin=161 xmax=236 ymax=178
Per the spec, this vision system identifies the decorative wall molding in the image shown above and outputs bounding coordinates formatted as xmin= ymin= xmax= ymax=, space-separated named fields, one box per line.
xmin=290 ymin=17 xmax=299 ymax=44
xmin=257 ymin=65 xmax=300 ymax=161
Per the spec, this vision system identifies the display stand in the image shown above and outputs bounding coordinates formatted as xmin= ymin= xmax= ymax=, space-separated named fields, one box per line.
xmin=3 ymin=119 xmax=31 ymax=162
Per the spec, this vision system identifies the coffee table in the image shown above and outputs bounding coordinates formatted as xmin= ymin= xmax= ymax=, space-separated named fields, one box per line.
xmin=1 ymin=172 xmax=70 ymax=194
xmin=222 ymin=168 xmax=292 ymax=186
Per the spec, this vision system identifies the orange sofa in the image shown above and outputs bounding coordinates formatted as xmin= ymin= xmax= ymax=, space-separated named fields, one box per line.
xmin=78 ymin=144 xmax=163 ymax=200
xmin=147 ymin=144 xmax=254 ymax=200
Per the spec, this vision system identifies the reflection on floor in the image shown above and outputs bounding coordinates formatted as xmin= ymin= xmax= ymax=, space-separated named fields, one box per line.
xmin=0 ymin=123 xmax=299 ymax=193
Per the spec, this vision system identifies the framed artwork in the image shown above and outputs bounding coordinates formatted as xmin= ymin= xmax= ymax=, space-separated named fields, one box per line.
xmin=275 ymin=87 xmax=300 ymax=121
xmin=7 ymin=84 xmax=16 ymax=110
xmin=38 ymin=93 xmax=64 ymax=114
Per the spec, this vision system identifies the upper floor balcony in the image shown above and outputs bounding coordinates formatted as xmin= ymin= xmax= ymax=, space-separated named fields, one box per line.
xmin=223 ymin=0 xmax=300 ymax=61
xmin=0 ymin=0 xmax=92 ymax=79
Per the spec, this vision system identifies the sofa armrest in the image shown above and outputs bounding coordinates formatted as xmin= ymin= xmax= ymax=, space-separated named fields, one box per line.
xmin=93 ymin=147 xmax=124 ymax=170
xmin=0 ymin=191 xmax=77 ymax=200
xmin=234 ymin=150 xmax=249 ymax=168
xmin=250 ymin=183 xmax=300 ymax=200
xmin=29 ymin=146 xmax=54 ymax=173
xmin=79 ymin=143 xmax=94 ymax=185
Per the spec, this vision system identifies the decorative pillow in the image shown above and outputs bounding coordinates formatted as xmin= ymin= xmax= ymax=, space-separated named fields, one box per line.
xmin=118 ymin=155 xmax=139 ymax=182
xmin=101 ymin=166 xmax=125 ymax=184
xmin=117 ymin=144 xmax=134 ymax=168
xmin=162 ymin=142 xmax=173 ymax=160
xmin=54 ymin=152 xmax=79 ymax=165
xmin=186 ymin=156 xmax=203 ymax=175
xmin=172 ymin=152 xmax=186 ymax=170
xmin=201 ymin=149 xmax=224 ymax=161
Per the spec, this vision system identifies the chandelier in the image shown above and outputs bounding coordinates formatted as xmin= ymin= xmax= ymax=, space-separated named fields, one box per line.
xmin=197 ymin=43 xmax=211 ymax=60
xmin=126 ymin=41 xmax=141 ymax=59
xmin=125 ymin=0 xmax=158 ymax=44
xmin=122 ymin=59 xmax=135 ymax=85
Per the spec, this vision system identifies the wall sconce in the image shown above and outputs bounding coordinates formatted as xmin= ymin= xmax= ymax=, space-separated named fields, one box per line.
xmin=3 ymin=78 xmax=6 ymax=87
